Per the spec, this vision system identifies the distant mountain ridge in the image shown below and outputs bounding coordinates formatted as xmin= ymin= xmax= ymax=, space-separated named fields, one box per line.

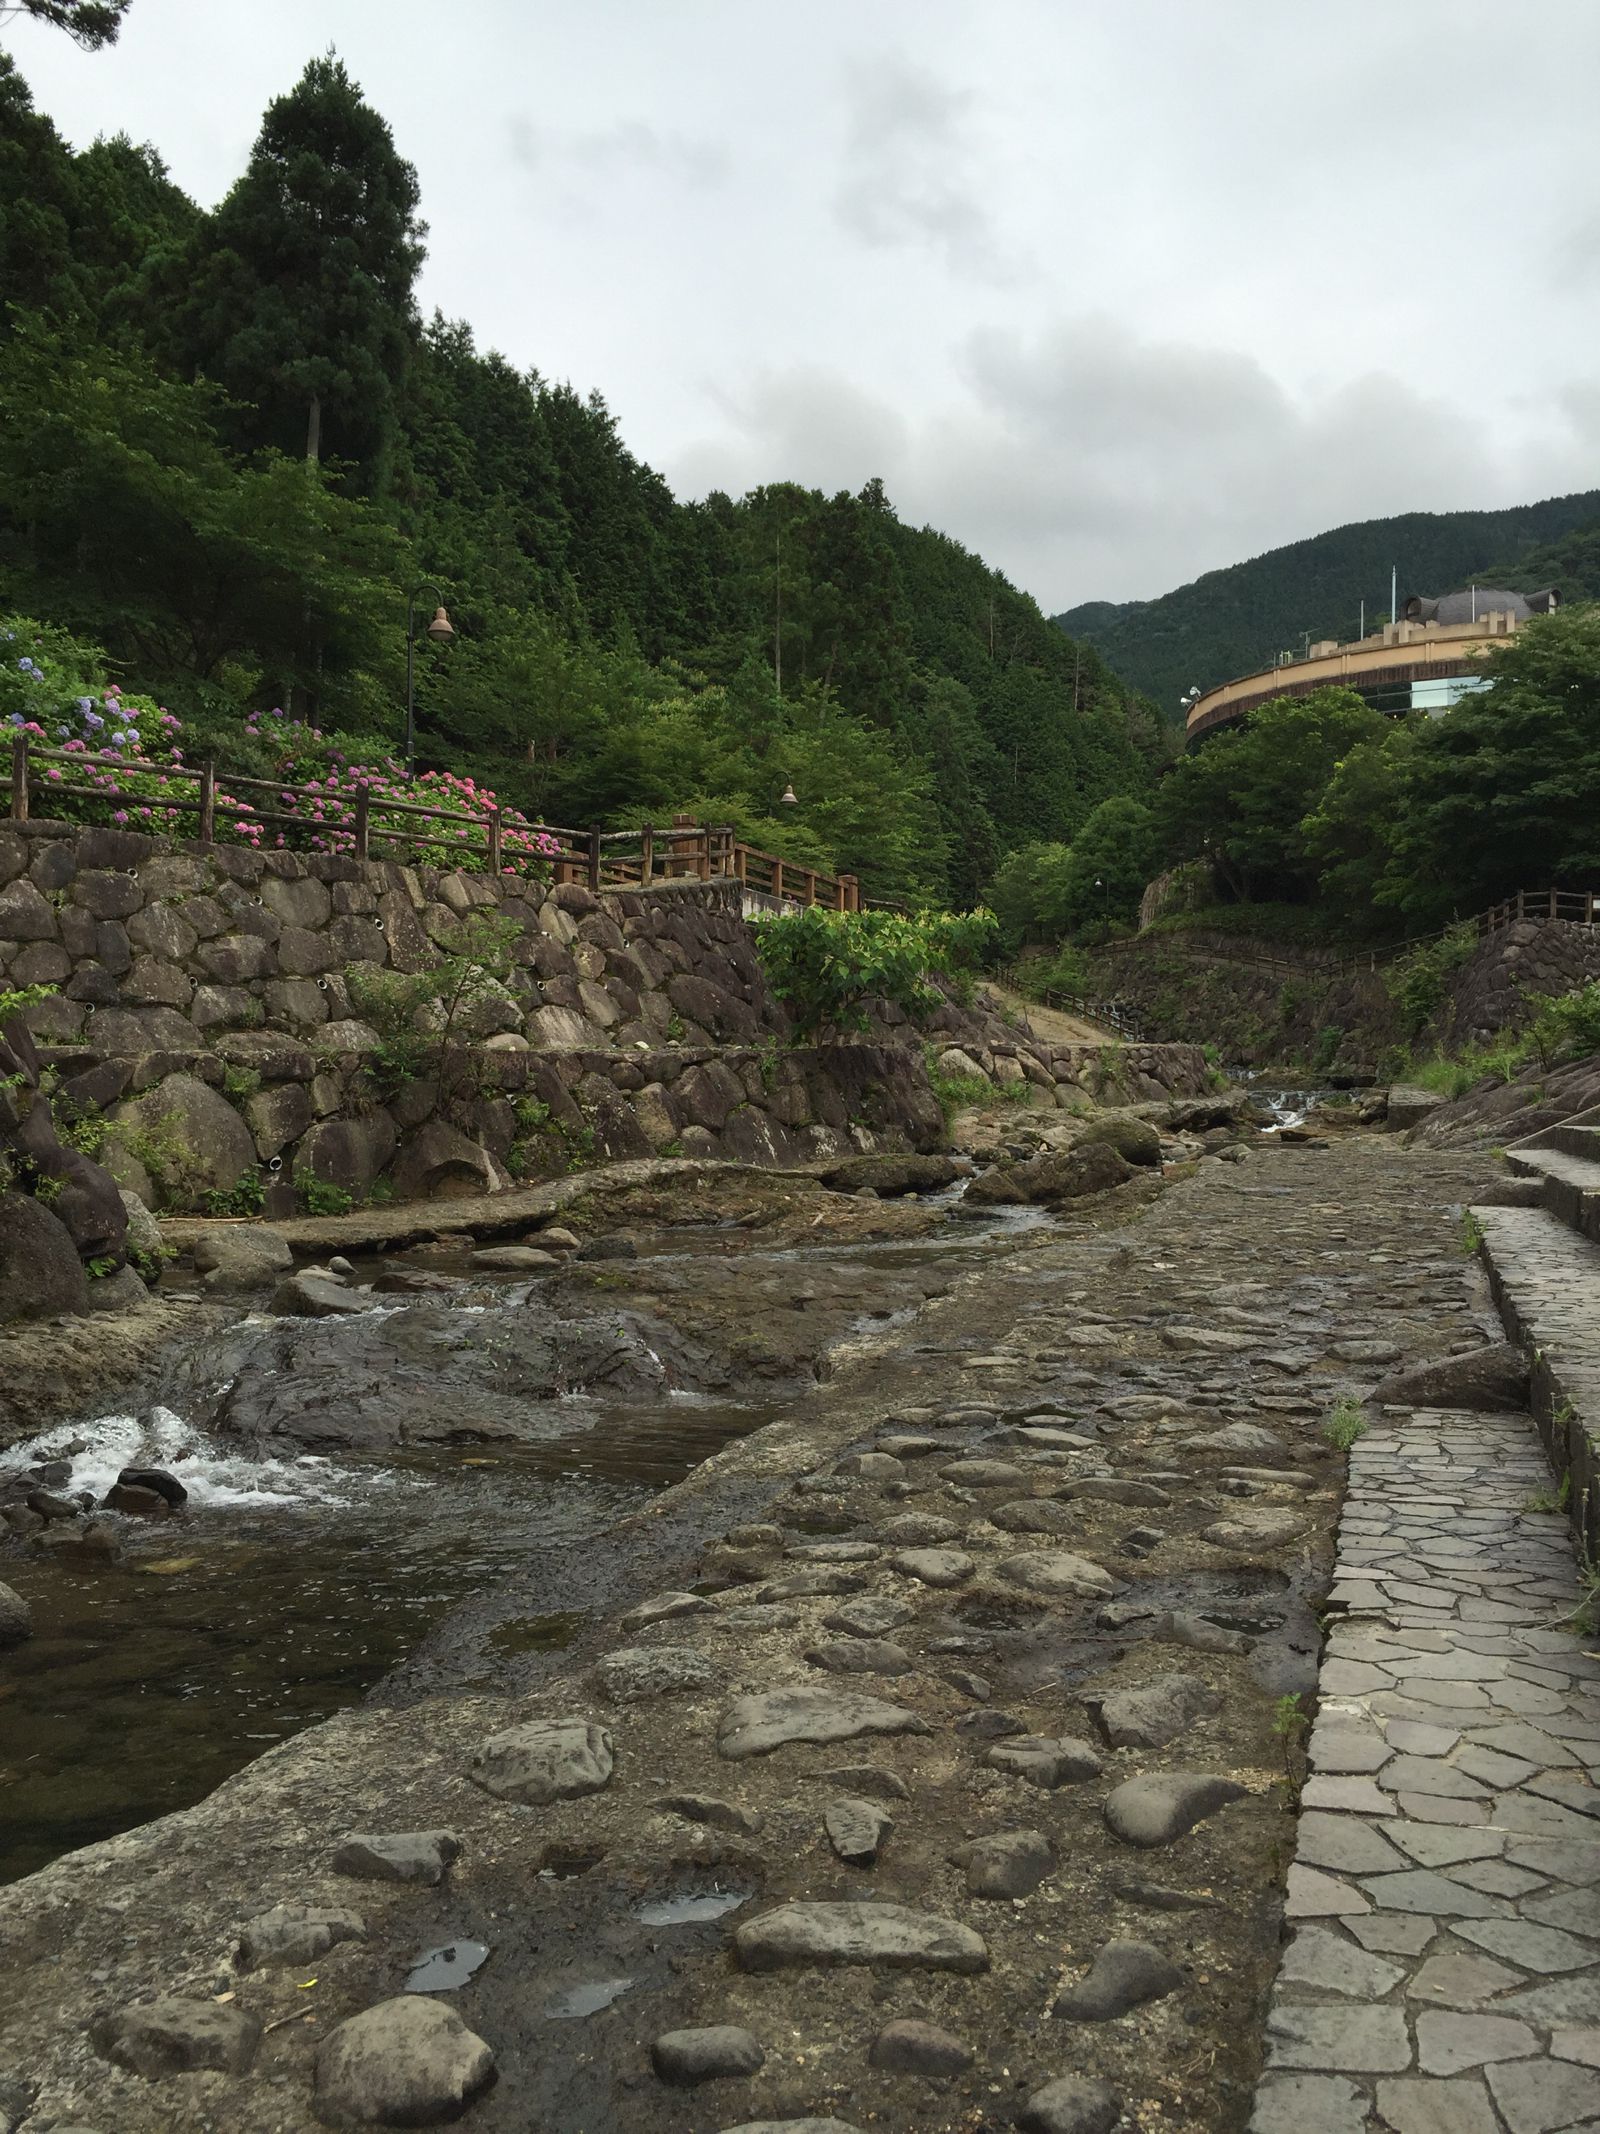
xmin=1053 ymin=491 xmax=1600 ymax=718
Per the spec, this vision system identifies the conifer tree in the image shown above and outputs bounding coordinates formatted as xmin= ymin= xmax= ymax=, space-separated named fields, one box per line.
xmin=170 ymin=54 xmax=423 ymax=481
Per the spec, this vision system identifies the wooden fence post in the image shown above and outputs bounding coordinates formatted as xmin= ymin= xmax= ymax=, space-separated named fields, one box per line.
xmin=803 ymin=870 xmax=816 ymax=907
xmin=198 ymin=759 xmax=216 ymax=844
xmin=640 ymin=824 xmax=654 ymax=885
xmin=488 ymin=806 xmax=503 ymax=876
xmin=10 ymin=734 xmax=28 ymax=823
xmin=696 ymin=822 xmax=710 ymax=882
xmin=353 ymin=787 xmax=370 ymax=862
xmin=1550 ymin=887 xmax=1559 ymax=922
xmin=588 ymin=823 xmax=602 ymax=893
xmin=771 ymin=857 xmax=784 ymax=902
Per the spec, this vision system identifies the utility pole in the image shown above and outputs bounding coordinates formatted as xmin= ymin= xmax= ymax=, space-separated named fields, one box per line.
xmin=1391 ymin=565 xmax=1398 ymax=626
xmin=774 ymin=530 xmax=782 ymax=701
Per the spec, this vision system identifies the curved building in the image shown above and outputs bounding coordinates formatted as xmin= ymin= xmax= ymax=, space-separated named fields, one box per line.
xmin=1184 ymin=584 xmax=1560 ymax=743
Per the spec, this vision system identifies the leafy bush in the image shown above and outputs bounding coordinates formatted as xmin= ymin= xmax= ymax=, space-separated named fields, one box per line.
xmin=299 ymin=1174 xmax=354 ymax=1217
xmin=347 ymin=910 xmax=523 ymax=1108
xmin=1011 ymin=945 xmax=1091 ymax=1004
xmin=755 ymin=907 xmax=997 ymax=1043
xmin=202 ymin=1170 xmax=265 ymax=1217
xmin=1527 ymin=980 xmax=1600 ymax=1069
xmin=1382 ymin=922 xmax=1479 ymax=1041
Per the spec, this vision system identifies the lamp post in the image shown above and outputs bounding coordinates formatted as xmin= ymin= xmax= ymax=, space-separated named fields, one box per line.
xmin=405 ymin=583 xmax=454 ymax=775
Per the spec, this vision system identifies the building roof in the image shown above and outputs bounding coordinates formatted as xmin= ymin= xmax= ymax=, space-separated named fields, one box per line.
xmin=1405 ymin=586 xmax=1531 ymax=624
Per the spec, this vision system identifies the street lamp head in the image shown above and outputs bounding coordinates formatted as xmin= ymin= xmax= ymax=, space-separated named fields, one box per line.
xmin=426 ymin=605 xmax=455 ymax=643
xmin=779 ymin=783 xmax=798 ymax=807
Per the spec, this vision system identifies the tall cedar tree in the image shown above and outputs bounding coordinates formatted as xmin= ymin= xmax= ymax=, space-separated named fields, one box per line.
xmin=0 ymin=0 xmax=129 ymax=46
xmin=165 ymin=55 xmax=423 ymax=480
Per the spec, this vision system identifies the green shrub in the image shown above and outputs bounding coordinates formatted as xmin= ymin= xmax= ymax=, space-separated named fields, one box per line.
xmin=299 ymin=1175 xmax=354 ymax=1217
xmin=1322 ymin=1397 xmax=1368 ymax=1452
xmin=756 ymin=906 xmax=997 ymax=1043
xmin=1012 ymin=944 xmax=1091 ymax=1004
xmin=1383 ymin=922 xmax=1478 ymax=1041
xmin=1527 ymin=980 xmax=1600 ymax=1069
xmin=201 ymin=1170 xmax=265 ymax=1217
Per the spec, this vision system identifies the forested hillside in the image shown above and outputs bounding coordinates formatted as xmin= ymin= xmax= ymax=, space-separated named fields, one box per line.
xmin=1054 ymin=493 xmax=1600 ymax=717
xmin=0 ymin=52 xmax=1161 ymax=907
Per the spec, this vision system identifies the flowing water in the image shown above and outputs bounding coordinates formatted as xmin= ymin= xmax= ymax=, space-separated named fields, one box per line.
xmin=0 ymin=1200 xmax=1040 ymax=1886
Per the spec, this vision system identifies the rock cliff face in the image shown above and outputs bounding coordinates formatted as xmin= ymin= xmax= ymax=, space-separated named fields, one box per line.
xmin=0 ymin=821 xmax=1209 ymax=1211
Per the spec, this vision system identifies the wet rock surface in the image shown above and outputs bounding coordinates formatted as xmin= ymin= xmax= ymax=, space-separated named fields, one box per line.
xmin=0 ymin=1134 xmax=1506 ymax=2131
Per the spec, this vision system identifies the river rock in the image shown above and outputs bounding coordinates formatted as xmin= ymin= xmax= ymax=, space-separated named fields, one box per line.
xmin=734 ymin=1901 xmax=989 ymax=1975
xmin=0 ymin=1581 xmax=31 ymax=1647
xmin=720 ymin=2122 xmax=864 ymax=2133
xmin=718 ymin=1686 xmax=930 ymax=1759
xmin=956 ymin=1827 xmax=1055 ymax=1897
xmin=878 ymin=1512 xmax=964 ymax=1546
xmin=190 ymin=1227 xmax=293 ymax=1289
xmin=1053 ymin=1937 xmax=1183 ymax=2020
xmin=1369 ymin=1342 xmax=1530 ymax=1413
xmin=824 ymin=1596 xmax=913 ymax=1637
xmin=115 ymin=1465 xmax=188 ymax=1507
xmin=869 ymin=2018 xmax=975 ymax=2075
xmin=593 ymin=1644 xmax=718 ymax=1701
xmin=470 ymin=1245 xmax=559 ymax=1271
xmin=758 ymin=1568 xmax=868 ymax=1601
xmin=314 ymin=1997 xmax=495 ymax=2125
xmin=1104 ymin=1772 xmax=1248 ymax=1848
xmin=102 ymin=1481 xmax=170 ymax=1516
xmin=237 ymin=1901 xmax=366 ymax=1970
xmin=994 ymin=1550 xmax=1114 ymax=1600
xmin=1183 ymin=1422 xmax=1287 ymax=1459
xmin=1202 ymin=1509 xmax=1305 ymax=1551
xmin=940 ymin=1458 xmax=1029 ymax=1488
xmin=332 ymin=1830 xmax=461 ymax=1885
xmin=93 ymin=1995 xmax=261 ymax=2077
xmin=805 ymin=1638 xmax=912 ymax=1675
xmin=1068 ymin=1477 xmax=1173 ymax=1507
xmin=990 ymin=1498 xmax=1080 ymax=1535
xmin=988 ymin=1736 xmax=1104 ymax=1788
xmin=825 ymin=1796 xmax=893 ymax=1864
xmin=821 ymin=1764 xmax=911 ymax=1801
xmin=273 ymin=1269 xmax=370 ymax=1318
xmin=652 ymin=2025 xmax=765 ymax=2085
xmin=1386 ymin=1085 xmax=1447 ymax=1131
xmin=1017 ymin=2074 xmax=1121 ymax=2134
xmin=471 ymin=1716 xmax=614 ymax=1802
xmin=0 ymin=1190 xmax=88 ymax=1322
xmin=655 ymin=1793 xmax=761 ymax=1834
xmin=889 ymin=1548 xmax=974 ymax=1587
xmin=1089 ymin=1673 xmax=1219 ymax=1751
xmin=622 ymin=1590 xmax=711 ymax=1632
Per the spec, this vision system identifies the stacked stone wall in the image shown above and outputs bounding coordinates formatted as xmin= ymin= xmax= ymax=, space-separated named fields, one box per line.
xmin=0 ymin=820 xmax=1209 ymax=1207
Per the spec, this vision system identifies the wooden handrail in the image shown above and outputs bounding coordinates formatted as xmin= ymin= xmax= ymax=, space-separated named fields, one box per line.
xmin=2 ymin=735 xmax=877 ymax=909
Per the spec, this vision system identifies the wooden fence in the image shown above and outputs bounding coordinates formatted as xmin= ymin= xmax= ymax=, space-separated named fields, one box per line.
xmin=5 ymin=735 xmax=865 ymax=911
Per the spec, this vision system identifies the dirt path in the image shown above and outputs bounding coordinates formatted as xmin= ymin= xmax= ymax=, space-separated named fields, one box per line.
xmin=0 ymin=1135 xmax=1503 ymax=2133
xmin=986 ymin=980 xmax=1120 ymax=1045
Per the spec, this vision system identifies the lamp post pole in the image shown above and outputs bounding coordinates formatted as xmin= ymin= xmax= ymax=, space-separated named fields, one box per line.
xmin=405 ymin=581 xmax=454 ymax=776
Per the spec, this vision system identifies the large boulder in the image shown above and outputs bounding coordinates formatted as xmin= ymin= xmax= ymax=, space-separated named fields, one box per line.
xmin=820 ymin=1154 xmax=963 ymax=1196
xmin=1369 ymin=1342 xmax=1530 ymax=1412
xmin=293 ymin=1115 xmax=398 ymax=1201
xmin=191 ymin=1227 xmax=294 ymax=1290
xmin=390 ymin=1121 xmax=508 ymax=1201
xmin=0 ymin=1192 xmax=89 ymax=1320
xmin=110 ymin=1072 xmax=256 ymax=1203
xmin=967 ymin=1141 xmax=1132 ymax=1208
xmin=1077 ymin=1114 xmax=1163 ymax=1167
xmin=1386 ymin=1085 xmax=1448 ymax=1133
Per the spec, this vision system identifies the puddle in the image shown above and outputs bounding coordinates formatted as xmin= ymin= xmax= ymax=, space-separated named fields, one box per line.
xmin=543 ymin=1976 xmax=634 ymax=2019
xmin=406 ymin=1938 xmax=490 ymax=1991
xmin=489 ymin=1613 xmax=585 ymax=1655
xmin=634 ymin=1889 xmax=749 ymax=1925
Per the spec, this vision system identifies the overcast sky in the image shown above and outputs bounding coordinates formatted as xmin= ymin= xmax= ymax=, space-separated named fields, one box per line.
xmin=11 ymin=0 xmax=1600 ymax=609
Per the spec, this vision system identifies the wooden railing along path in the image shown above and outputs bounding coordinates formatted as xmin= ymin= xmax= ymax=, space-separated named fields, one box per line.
xmin=1097 ymin=889 xmax=1600 ymax=983
xmin=6 ymin=735 xmax=867 ymax=912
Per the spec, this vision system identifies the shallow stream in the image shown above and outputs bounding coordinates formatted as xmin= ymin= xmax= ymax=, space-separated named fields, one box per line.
xmin=0 ymin=1200 xmax=1042 ymax=1885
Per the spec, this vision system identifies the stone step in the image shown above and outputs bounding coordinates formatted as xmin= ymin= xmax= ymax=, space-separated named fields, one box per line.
xmin=1503 ymin=1145 xmax=1600 ymax=1245
xmin=1473 ymin=1201 xmax=1600 ymax=1551
xmin=1547 ymin=1119 xmax=1600 ymax=1163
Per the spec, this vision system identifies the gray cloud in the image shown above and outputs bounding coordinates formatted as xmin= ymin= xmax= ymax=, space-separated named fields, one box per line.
xmin=15 ymin=0 xmax=1600 ymax=608
xmin=671 ymin=316 xmax=1594 ymax=608
xmin=831 ymin=53 xmax=1024 ymax=285
xmin=508 ymin=116 xmax=727 ymax=190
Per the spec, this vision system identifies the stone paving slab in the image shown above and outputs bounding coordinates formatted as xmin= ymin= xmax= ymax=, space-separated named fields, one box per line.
xmin=1252 ymin=1407 xmax=1600 ymax=2134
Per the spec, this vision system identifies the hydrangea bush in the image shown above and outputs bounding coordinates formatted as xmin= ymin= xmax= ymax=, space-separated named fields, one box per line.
xmin=1 ymin=617 xmax=560 ymax=878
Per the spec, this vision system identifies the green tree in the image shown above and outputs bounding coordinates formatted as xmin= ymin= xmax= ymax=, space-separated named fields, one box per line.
xmin=0 ymin=0 xmax=130 ymax=47
xmin=1370 ymin=607 xmax=1600 ymax=922
xmin=163 ymin=54 xmax=423 ymax=475
xmin=1158 ymin=686 xmax=1384 ymax=901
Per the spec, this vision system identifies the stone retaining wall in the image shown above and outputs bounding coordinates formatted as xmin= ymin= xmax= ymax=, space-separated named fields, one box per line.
xmin=0 ymin=819 xmax=1210 ymax=1210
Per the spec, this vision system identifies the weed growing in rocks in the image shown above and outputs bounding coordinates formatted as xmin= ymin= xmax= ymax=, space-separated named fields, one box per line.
xmin=121 ymin=1111 xmax=206 ymax=1212
xmin=201 ymin=1171 xmax=265 ymax=1218
xmin=298 ymin=1175 xmax=354 ymax=1217
xmin=348 ymin=910 xmax=521 ymax=1113
xmin=1272 ymin=1692 xmax=1310 ymax=1787
xmin=1322 ymin=1397 xmax=1368 ymax=1453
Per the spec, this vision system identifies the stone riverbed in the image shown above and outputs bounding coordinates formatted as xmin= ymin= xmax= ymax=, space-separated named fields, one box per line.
xmin=0 ymin=1133 xmax=1506 ymax=2132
